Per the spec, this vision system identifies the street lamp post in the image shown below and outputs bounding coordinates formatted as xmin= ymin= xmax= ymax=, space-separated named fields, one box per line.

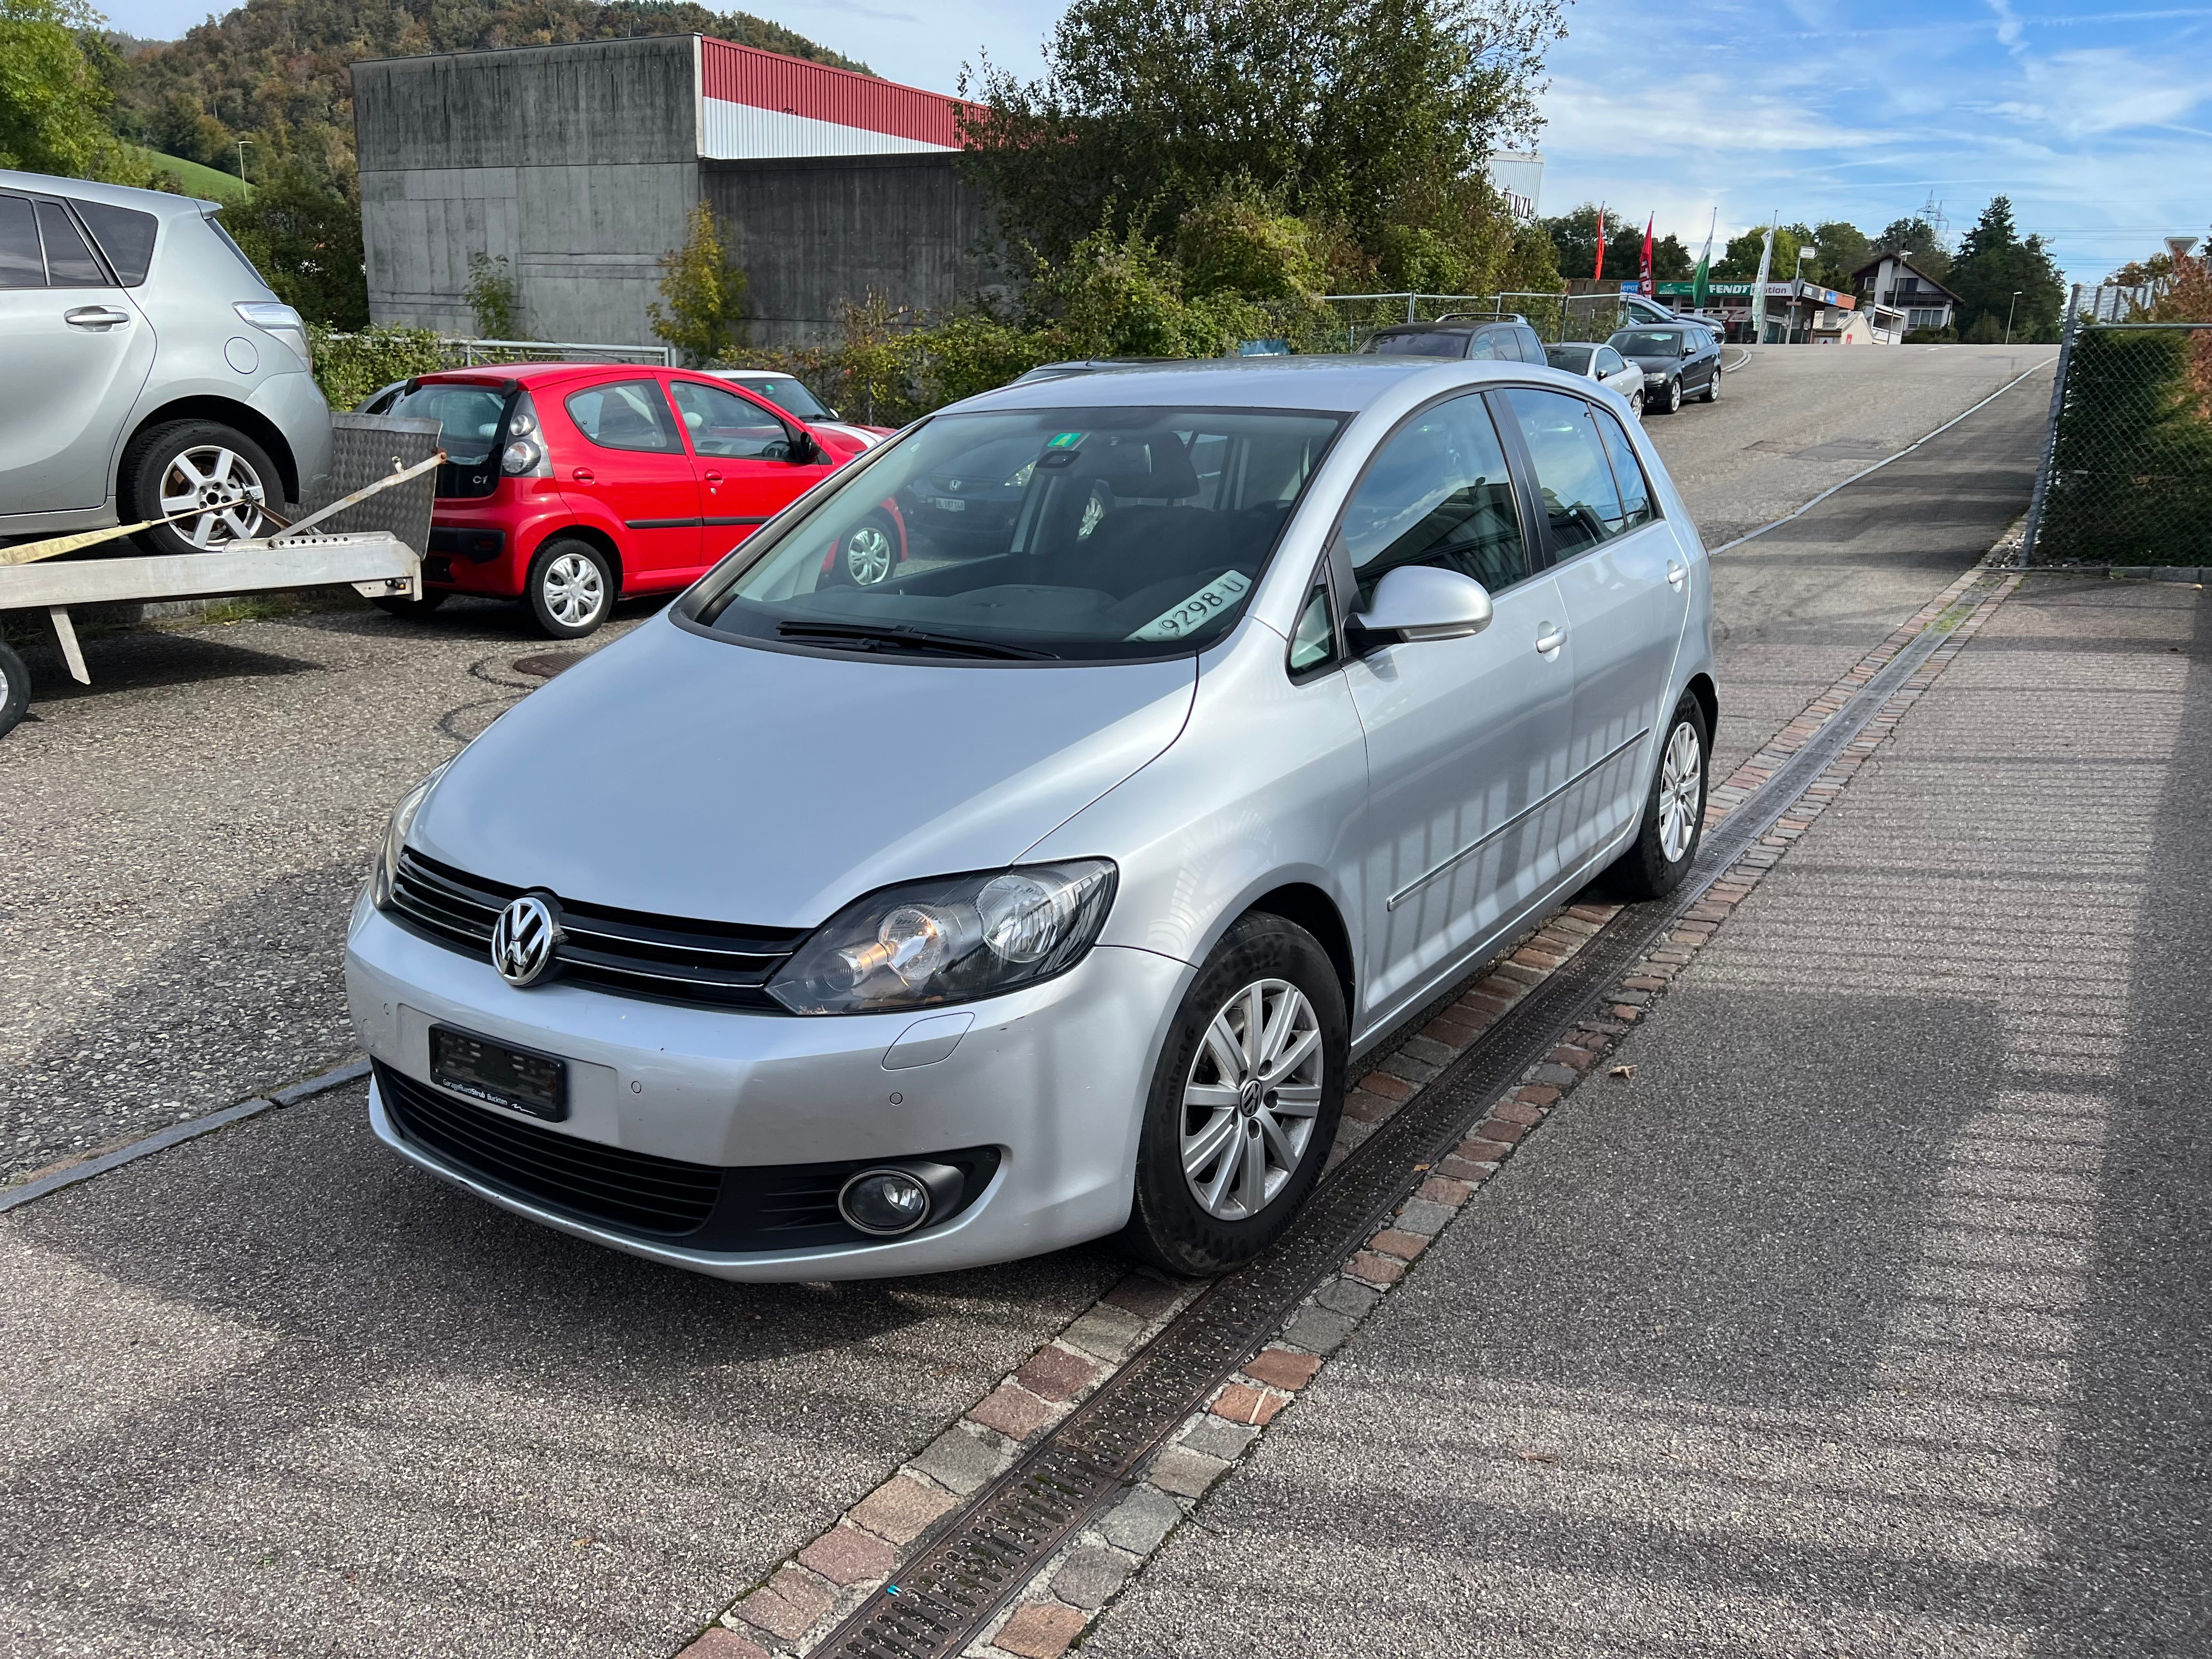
xmin=2004 ymin=290 xmax=2022 ymax=345
xmin=236 ymin=138 xmax=253 ymax=185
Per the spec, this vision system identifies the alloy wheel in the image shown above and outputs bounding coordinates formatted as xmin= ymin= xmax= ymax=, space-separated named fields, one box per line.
xmin=1658 ymin=719 xmax=1703 ymax=861
xmin=541 ymin=551 xmax=606 ymax=628
xmin=844 ymin=522 xmax=895 ymax=585
xmin=157 ymin=446 xmax=268 ymax=548
xmin=1180 ymin=978 xmax=1324 ymax=1221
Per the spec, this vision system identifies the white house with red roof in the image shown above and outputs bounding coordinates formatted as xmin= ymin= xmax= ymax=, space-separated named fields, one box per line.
xmin=354 ymin=36 xmax=992 ymax=349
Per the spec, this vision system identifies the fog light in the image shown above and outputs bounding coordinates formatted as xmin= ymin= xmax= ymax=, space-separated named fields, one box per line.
xmin=837 ymin=1161 xmax=965 ymax=1237
xmin=839 ymin=1168 xmax=932 ymax=1235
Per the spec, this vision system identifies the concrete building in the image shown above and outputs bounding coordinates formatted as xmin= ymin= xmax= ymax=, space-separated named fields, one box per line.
xmin=353 ymin=36 xmax=993 ymax=349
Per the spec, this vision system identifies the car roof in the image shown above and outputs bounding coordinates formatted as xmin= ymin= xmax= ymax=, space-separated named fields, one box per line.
xmin=0 ymin=167 xmax=228 ymax=219
xmin=947 ymin=354 xmax=1525 ymax=416
xmin=416 ymin=362 xmax=680 ymax=386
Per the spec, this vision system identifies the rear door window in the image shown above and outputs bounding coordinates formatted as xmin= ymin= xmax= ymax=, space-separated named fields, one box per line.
xmin=70 ymin=199 xmax=158 ymax=284
xmin=35 ymin=202 xmax=109 ymax=286
xmin=1594 ymin=408 xmax=1657 ymax=532
xmin=0 ymin=196 xmax=42 ymax=287
xmin=1501 ymin=387 xmax=1628 ymax=559
xmin=1339 ymin=391 xmax=1527 ymax=603
xmin=566 ymin=379 xmax=682 ymax=454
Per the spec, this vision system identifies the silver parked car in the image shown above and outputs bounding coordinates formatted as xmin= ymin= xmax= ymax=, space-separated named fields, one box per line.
xmin=1545 ymin=341 xmax=1647 ymax=417
xmin=0 ymin=171 xmax=331 ymax=554
xmin=346 ymin=356 xmax=1714 ymax=1281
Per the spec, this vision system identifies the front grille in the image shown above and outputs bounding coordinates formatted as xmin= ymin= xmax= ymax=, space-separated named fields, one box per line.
xmin=388 ymin=848 xmax=805 ymax=1010
xmin=377 ymin=1061 xmax=719 ymax=1234
xmin=375 ymin=1062 xmax=1002 ymax=1250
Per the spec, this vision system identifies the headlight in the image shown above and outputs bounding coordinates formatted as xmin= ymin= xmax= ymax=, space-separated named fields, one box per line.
xmin=768 ymin=860 xmax=1116 ymax=1014
xmin=369 ymin=760 xmax=452 ymax=910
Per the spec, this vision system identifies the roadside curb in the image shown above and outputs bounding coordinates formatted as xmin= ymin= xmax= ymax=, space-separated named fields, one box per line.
xmin=673 ymin=551 xmax=2026 ymax=1659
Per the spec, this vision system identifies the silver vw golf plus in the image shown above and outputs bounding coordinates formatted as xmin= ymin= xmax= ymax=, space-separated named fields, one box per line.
xmin=346 ymin=356 xmax=1714 ymax=1280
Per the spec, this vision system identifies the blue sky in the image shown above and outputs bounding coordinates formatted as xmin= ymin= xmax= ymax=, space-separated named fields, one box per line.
xmin=104 ymin=0 xmax=2208 ymax=286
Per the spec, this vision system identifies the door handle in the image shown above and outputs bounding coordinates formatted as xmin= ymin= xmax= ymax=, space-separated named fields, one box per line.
xmin=571 ymin=467 xmax=595 ymax=483
xmin=1666 ymin=560 xmax=1685 ymax=589
xmin=1535 ymin=623 xmax=1566 ymax=655
xmin=702 ymin=471 xmax=723 ymax=484
xmin=64 ymin=305 xmax=131 ymax=329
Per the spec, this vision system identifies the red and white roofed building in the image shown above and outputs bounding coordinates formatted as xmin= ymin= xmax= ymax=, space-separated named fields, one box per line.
xmin=355 ymin=36 xmax=992 ymax=349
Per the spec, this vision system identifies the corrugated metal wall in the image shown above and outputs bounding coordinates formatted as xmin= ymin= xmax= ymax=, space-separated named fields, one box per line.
xmin=703 ymin=102 xmax=950 ymax=159
xmin=698 ymin=37 xmax=972 ymax=151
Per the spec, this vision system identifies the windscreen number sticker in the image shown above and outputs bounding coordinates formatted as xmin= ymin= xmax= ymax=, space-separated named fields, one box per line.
xmin=1128 ymin=570 xmax=1251 ymax=641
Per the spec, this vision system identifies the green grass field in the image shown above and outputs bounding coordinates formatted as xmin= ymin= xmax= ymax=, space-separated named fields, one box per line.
xmin=127 ymin=146 xmax=253 ymax=202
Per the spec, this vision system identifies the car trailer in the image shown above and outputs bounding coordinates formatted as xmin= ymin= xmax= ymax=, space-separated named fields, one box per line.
xmin=0 ymin=447 xmax=437 ymax=741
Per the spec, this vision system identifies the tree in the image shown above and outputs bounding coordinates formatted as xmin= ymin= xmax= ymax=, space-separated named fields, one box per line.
xmin=1806 ymin=219 xmax=1870 ymax=291
xmin=223 ymin=153 xmax=368 ymax=326
xmin=1948 ymin=196 xmax=2064 ymax=342
xmin=960 ymin=0 xmax=1564 ymax=291
xmin=1714 ymin=224 xmax=1798 ymax=281
xmin=464 ymin=253 xmax=521 ymax=337
xmin=0 ymin=0 xmax=132 ymax=180
xmin=1539 ymin=203 xmax=1621 ymax=281
xmin=1875 ymin=216 xmax=1950 ymax=281
xmin=650 ymin=202 xmax=748 ymax=365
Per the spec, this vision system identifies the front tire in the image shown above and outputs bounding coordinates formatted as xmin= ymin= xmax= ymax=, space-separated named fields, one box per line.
xmin=1661 ymin=377 xmax=1683 ymax=415
xmin=526 ymin=539 xmax=613 ymax=639
xmin=1607 ymin=692 xmax=1708 ymax=900
xmin=1628 ymin=389 xmax=1645 ymax=420
xmin=837 ymin=511 xmax=899 ymax=586
xmin=120 ymin=420 xmax=280 ymax=555
xmin=1121 ymin=912 xmax=1347 ymax=1277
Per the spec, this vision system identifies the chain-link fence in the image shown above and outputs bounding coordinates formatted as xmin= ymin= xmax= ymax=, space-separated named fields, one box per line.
xmin=2024 ymin=301 xmax=2212 ymax=567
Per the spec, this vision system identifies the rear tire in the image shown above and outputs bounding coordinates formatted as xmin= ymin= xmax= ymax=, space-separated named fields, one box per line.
xmin=1702 ymin=368 xmax=1722 ymax=403
xmin=371 ymin=589 xmax=450 ymax=619
xmin=0 ymin=639 xmax=29 ymax=740
xmin=119 ymin=420 xmax=280 ymax=556
xmin=525 ymin=539 xmax=613 ymax=639
xmin=1120 ymin=912 xmax=1347 ymax=1277
xmin=1606 ymin=692 xmax=1708 ymax=900
xmin=837 ymin=510 xmax=900 ymax=586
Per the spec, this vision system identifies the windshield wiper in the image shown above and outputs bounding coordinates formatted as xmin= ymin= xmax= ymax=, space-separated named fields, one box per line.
xmin=775 ymin=620 xmax=1058 ymax=661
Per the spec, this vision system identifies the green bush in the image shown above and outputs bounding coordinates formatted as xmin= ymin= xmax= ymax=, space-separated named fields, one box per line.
xmin=309 ymin=324 xmax=449 ymax=411
xmin=2040 ymin=328 xmax=2212 ymax=565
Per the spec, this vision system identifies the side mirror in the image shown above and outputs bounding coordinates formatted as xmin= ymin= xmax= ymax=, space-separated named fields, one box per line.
xmin=1680 ymin=341 xmax=1696 ymax=357
xmin=1351 ymin=566 xmax=1493 ymax=645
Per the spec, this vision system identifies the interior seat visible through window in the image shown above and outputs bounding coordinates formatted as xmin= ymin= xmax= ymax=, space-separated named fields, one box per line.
xmin=1338 ymin=393 xmax=1527 ymax=607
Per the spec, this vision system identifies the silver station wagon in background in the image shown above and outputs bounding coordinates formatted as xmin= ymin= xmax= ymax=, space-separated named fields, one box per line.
xmin=346 ymin=355 xmax=1716 ymax=1280
xmin=0 ymin=170 xmax=330 ymax=554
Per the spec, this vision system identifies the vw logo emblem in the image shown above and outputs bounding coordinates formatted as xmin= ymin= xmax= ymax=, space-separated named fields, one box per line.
xmin=1238 ymin=1078 xmax=1263 ymax=1116
xmin=491 ymin=892 xmax=563 ymax=988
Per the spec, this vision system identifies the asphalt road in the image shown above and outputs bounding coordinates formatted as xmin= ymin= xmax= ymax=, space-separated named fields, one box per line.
xmin=0 ymin=346 xmax=2066 ymax=1656
xmin=1081 ymin=577 xmax=2211 ymax=1659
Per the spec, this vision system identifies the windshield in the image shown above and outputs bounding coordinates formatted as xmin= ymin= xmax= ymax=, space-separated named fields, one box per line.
xmin=733 ymin=374 xmax=833 ymax=421
xmin=1545 ymin=345 xmax=1595 ymax=374
xmin=1366 ymin=331 xmax=1469 ymax=357
xmin=391 ymin=382 xmax=510 ymax=465
xmin=1609 ymin=330 xmax=1685 ymax=357
xmin=693 ymin=406 xmax=1344 ymax=662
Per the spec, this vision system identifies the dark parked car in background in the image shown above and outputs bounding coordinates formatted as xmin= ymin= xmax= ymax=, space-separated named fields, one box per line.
xmin=1361 ymin=315 xmax=1549 ymax=365
xmin=1606 ymin=325 xmax=1723 ymax=415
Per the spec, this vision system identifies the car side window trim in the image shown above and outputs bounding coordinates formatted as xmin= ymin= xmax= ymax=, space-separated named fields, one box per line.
xmin=1489 ymin=385 xmax=1664 ymax=572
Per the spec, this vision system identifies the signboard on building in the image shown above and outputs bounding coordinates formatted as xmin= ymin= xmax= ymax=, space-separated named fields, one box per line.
xmin=1485 ymin=150 xmax=1544 ymax=224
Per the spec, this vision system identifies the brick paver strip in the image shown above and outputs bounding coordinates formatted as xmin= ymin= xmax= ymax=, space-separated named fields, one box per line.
xmin=1099 ymin=1274 xmax=1182 ymax=1319
xmin=1243 ymin=1347 xmax=1324 ymax=1390
xmin=797 ymin=1525 xmax=896 ymax=1588
xmin=1210 ymin=1382 xmax=1290 ymax=1426
xmin=993 ymin=1600 xmax=1091 ymax=1658
xmin=848 ymin=1474 xmax=957 ymax=1547
xmin=968 ymin=1383 xmax=1058 ymax=1442
xmin=679 ymin=1629 xmax=773 ymax=1659
xmin=1014 ymin=1344 xmax=1100 ymax=1402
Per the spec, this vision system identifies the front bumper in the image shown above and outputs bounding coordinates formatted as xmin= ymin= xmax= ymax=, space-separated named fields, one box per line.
xmin=345 ymin=896 xmax=1192 ymax=1280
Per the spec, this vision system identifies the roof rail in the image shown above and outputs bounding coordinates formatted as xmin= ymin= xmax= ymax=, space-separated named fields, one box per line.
xmin=1431 ymin=311 xmax=1528 ymax=324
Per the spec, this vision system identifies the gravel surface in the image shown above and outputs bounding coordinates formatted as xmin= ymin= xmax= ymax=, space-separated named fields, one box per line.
xmin=1081 ymin=578 xmax=2210 ymax=1657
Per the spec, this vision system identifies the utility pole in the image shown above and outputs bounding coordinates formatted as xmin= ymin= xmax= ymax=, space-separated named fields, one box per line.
xmin=236 ymin=138 xmax=252 ymax=185
xmin=2004 ymin=289 xmax=2022 ymax=345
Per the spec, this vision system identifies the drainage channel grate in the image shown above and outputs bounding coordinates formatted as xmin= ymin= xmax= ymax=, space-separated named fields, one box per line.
xmin=808 ymin=575 xmax=2002 ymax=1659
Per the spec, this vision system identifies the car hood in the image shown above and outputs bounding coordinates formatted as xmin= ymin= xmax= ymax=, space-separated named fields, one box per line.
xmin=1620 ymin=353 xmax=1680 ymax=370
xmin=410 ymin=616 xmax=1198 ymax=928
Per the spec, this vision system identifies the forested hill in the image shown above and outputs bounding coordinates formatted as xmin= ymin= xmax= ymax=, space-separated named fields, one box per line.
xmin=111 ymin=0 xmax=869 ymax=178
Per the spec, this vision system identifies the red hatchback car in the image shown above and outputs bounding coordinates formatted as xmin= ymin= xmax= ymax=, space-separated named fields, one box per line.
xmin=380 ymin=364 xmax=878 ymax=637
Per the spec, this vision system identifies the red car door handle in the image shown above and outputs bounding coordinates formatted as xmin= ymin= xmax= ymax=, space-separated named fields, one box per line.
xmin=571 ymin=467 xmax=595 ymax=483
xmin=703 ymin=471 xmax=723 ymax=484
